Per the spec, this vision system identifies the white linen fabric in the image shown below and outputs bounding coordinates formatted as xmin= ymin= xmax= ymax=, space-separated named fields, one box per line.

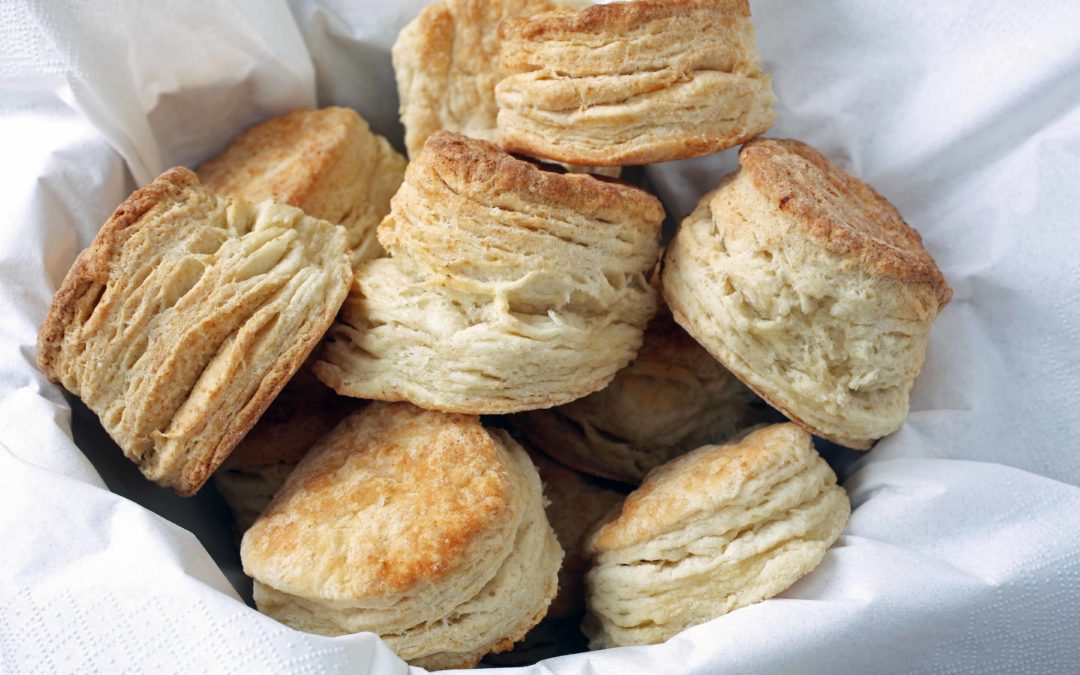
xmin=1 ymin=0 xmax=1078 ymax=672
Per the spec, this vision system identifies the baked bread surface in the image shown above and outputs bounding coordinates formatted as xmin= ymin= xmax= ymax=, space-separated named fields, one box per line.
xmin=198 ymin=107 xmax=406 ymax=264
xmin=530 ymin=450 xmax=623 ymax=618
xmin=213 ymin=370 xmax=355 ymax=532
xmin=662 ymin=138 xmax=951 ymax=448
xmin=584 ymin=423 xmax=850 ymax=647
xmin=38 ymin=167 xmax=352 ymax=495
xmin=514 ymin=307 xmax=768 ymax=483
xmin=496 ymin=0 xmax=776 ymax=165
xmin=315 ymin=131 xmax=664 ymax=413
xmin=393 ymin=0 xmax=557 ymax=158
xmin=241 ymin=402 xmax=562 ymax=669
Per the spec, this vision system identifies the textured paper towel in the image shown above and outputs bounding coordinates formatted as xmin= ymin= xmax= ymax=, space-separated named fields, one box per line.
xmin=1 ymin=0 xmax=1079 ymax=673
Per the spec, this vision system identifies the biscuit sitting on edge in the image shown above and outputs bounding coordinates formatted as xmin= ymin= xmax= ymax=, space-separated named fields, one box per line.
xmin=315 ymin=131 xmax=665 ymax=414
xmin=241 ymin=402 xmax=563 ymax=670
xmin=514 ymin=304 xmax=770 ymax=484
xmin=662 ymin=138 xmax=952 ymax=449
xmin=198 ymin=107 xmax=406 ymax=264
xmin=496 ymin=0 xmax=776 ymax=166
xmin=584 ymin=423 xmax=850 ymax=648
xmin=37 ymin=168 xmax=352 ymax=495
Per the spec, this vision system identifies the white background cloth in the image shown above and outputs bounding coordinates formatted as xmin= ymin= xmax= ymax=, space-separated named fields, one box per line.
xmin=1 ymin=0 xmax=1079 ymax=672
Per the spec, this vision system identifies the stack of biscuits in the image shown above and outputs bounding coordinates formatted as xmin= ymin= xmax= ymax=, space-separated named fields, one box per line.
xmin=37 ymin=0 xmax=951 ymax=668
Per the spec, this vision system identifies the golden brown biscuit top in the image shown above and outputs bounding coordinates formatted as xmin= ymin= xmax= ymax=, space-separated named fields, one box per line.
xmin=197 ymin=107 xmax=358 ymax=206
xmin=499 ymin=0 xmax=749 ymax=40
xmin=242 ymin=402 xmax=515 ymax=601
xmin=415 ymin=131 xmax=665 ymax=229
xmin=588 ymin=424 xmax=814 ymax=553
xmin=739 ymin=138 xmax=952 ymax=299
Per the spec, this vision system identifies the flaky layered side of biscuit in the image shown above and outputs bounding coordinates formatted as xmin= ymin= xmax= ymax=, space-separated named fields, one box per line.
xmin=315 ymin=132 xmax=664 ymax=414
xmin=584 ymin=424 xmax=850 ymax=648
xmin=198 ymin=107 xmax=406 ymax=264
xmin=393 ymin=0 xmax=557 ymax=159
xmin=662 ymin=138 xmax=952 ymax=449
xmin=241 ymin=403 xmax=562 ymax=670
xmin=514 ymin=308 xmax=768 ymax=484
xmin=37 ymin=168 xmax=352 ymax=495
xmin=496 ymin=0 xmax=776 ymax=166
xmin=392 ymin=0 xmax=620 ymax=177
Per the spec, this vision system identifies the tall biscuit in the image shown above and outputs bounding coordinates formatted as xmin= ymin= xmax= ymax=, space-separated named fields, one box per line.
xmin=663 ymin=138 xmax=952 ymax=448
xmin=198 ymin=107 xmax=406 ymax=264
xmin=315 ymin=132 xmax=665 ymax=414
xmin=496 ymin=0 xmax=775 ymax=166
xmin=584 ymin=423 xmax=850 ymax=647
xmin=37 ymin=168 xmax=352 ymax=494
xmin=241 ymin=403 xmax=563 ymax=670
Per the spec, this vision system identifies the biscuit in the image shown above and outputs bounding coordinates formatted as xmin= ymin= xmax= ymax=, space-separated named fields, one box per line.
xmin=37 ymin=168 xmax=352 ymax=495
xmin=662 ymin=138 xmax=952 ymax=448
xmin=530 ymin=450 xmax=623 ymax=619
xmin=241 ymin=403 xmax=563 ymax=670
xmin=393 ymin=0 xmax=620 ymax=178
xmin=514 ymin=306 xmax=769 ymax=484
xmin=392 ymin=0 xmax=557 ymax=159
xmin=314 ymin=132 xmax=664 ymax=414
xmin=496 ymin=0 xmax=776 ymax=166
xmin=198 ymin=107 xmax=406 ymax=264
xmin=213 ymin=370 xmax=354 ymax=532
xmin=584 ymin=423 xmax=850 ymax=648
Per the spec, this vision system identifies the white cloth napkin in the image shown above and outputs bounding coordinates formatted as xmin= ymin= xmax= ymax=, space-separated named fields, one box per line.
xmin=1 ymin=0 xmax=1078 ymax=672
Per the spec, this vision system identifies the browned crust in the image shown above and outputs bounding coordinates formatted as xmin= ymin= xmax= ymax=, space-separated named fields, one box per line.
xmin=38 ymin=166 xmax=353 ymax=495
xmin=740 ymin=138 xmax=953 ymax=298
xmin=37 ymin=167 xmax=200 ymax=380
xmin=418 ymin=131 xmax=665 ymax=228
xmin=178 ymin=316 xmax=346 ymax=496
xmin=499 ymin=0 xmax=750 ymax=41
xmin=500 ymin=123 xmax=771 ymax=168
xmin=249 ymin=403 xmax=514 ymax=598
xmin=660 ymin=283 xmax=874 ymax=450
xmin=196 ymin=108 xmax=355 ymax=207
xmin=588 ymin=423 xmax=810 ymax=553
